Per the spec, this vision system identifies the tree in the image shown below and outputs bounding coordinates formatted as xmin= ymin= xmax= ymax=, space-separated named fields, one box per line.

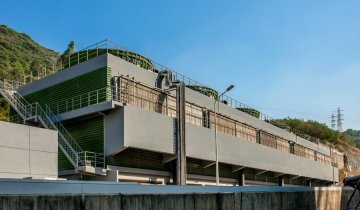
xmin=59 ymin=41 xmax=75 ymax=60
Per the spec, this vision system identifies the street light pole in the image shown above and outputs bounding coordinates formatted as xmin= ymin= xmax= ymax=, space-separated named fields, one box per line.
xmin=214 ymin=85 xmax=234 ymax=186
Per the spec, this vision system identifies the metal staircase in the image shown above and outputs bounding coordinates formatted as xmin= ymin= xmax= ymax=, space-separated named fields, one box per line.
xmin=0 ymin=80 xmax=106 ymax=176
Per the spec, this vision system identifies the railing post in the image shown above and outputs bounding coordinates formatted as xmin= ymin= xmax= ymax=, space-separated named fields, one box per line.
xmin=84 ymin=152 xmax=87 ymax=166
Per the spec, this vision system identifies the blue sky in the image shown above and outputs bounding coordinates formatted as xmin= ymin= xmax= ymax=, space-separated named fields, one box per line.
xmin=1 ymin=0 xmax=360 ymax=130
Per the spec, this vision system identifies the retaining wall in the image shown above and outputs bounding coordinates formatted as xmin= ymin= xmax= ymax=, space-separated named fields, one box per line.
xmin=0 ymin=188 xmax=359 ymax=210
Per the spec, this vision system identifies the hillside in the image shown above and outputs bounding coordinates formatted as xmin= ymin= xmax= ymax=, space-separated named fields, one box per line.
xmin=0 ymin=25 xmax=60 ymax=80
xmin=0 ymin=25 xmax=61 ymax=120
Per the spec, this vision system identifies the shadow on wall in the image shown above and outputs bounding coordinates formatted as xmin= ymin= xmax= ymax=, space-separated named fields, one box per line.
xmin=340 ymin=187 xmax=360 ymax=210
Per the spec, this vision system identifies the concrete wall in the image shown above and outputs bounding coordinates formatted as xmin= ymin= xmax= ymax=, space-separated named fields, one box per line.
xmin=0 ymin=121 xmax=58 ymax=179
xmin=0 ymin=180 xmax=358 ymax=210
xmin=104 ymin=105 xmax=175 ymax=156
xmin=104 ymin=104 xmax=337 ymax=182
xmin=107 ymin=53 xmax=330 ymax=156
xmin=186 ymin=122 xmax=338 ymax=182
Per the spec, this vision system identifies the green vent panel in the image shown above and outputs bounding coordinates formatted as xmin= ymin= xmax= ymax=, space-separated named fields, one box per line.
xmin=58 ymin=116 xmax=104 ymax=171
xmin=107 ymin=148 xmax=172 ymax=172
xmin=24 ymin=66 xmax=112 ymax=111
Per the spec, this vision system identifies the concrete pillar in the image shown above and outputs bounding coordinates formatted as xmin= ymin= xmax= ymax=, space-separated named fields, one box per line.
xmin=279 ymin=175 xmax=284 ymax=187
xmin=307 ymin=180 xmax=312 ymax=187
xmin=238 ymin=169 xmax=245 ymax=186
xmin=172 ymin=159 xmax=177 ymax=185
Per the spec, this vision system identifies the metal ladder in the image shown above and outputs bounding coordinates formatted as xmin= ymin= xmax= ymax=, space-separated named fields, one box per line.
xmin=0 ymin=79 xmax=89 ymax=169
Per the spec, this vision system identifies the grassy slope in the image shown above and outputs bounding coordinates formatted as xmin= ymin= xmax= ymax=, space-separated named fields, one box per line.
xmin=0 ymin=24 xmax=60 ymax=80
xmin=0 ymin=25 xmax=61 ymax=120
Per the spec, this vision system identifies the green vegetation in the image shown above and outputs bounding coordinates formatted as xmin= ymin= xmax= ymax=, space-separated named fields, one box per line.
xmin=0 ymin=98 xmax=9 ymax=121
xmin=0 ymin=25 xmax=61 ymax=119
xmin=236 ymin=108 xmax=260 ymax=119
xmin=272 ymin=117 xmax=356 ymax=147
xmin=346 ymin=129 xmax=360 ymax=148
xmin=0 ymin=25 xmax=60 ymax=81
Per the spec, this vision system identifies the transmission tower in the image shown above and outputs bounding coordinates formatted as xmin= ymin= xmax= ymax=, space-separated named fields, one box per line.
xmin=331 ymin=113 xmax=336 ymax=130
xmin=337 ymin=107 xmax=343 ymax=132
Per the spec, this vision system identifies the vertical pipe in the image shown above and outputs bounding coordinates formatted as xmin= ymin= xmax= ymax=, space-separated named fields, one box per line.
xmin=214 ymin=100 xmax=219 ymax=186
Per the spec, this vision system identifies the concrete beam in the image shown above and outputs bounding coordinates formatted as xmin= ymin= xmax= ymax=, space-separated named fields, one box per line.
xmin=312 ymin=179 xmax=322 ymax=183
xmin=273 ymin=172 xmax=284 ymax=178
xmin=163 ymin=154 xmax=177 ymax=164
xmin=97 ymin=111 xmax=108 ymax=117
xmin=289 ymin=175 xmax=301 ymax=180
xmin=231 ymin=165 xmax=245 ymax=173
xmin=255 ymin=169 xmax=267 ymax=176
xmin=302 ymin=177 xmax=312 ymax=182
xmin=202 ymin=160 xmax=215 ymax=168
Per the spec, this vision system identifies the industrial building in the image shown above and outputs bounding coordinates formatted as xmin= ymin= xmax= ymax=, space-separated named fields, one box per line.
xmin=0 ymin=40 xmax=338 ymax=186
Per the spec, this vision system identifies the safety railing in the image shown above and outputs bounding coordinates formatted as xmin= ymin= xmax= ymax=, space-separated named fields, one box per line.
xmin=48 ymin=86 xmax=113 ymax=115
xmin=77 ymin=151 xmax=105 ymax=168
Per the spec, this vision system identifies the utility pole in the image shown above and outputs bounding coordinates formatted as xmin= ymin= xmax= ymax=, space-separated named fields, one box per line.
xmin=337 ymin=107 xmax=343 ymax=132
xmin=331 ymin=113 xmax=336 ymax=130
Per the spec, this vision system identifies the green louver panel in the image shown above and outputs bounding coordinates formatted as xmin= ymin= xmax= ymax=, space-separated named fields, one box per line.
xmin=107 ymin=148 xmax=173 ymax=172
xmin=58 ymin=116 xmax=104 ymax=171
xmin=187 ymin=158 xmax=237 ymax=179
xmin=24 ymin=66 xmax=112 ymax=111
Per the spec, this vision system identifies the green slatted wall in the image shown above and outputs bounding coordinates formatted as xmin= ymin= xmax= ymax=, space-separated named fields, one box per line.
xmin=107 ymin=148 xmax=173 ymax=172
xmin=59 ymin=116 xmax=104 ymax=170
xmin=24 ymin=66 xmax=112 ymax=106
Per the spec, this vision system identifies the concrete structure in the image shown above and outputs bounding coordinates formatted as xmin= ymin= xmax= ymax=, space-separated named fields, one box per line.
xmin=0 ymin=179 xmax=358 ymax=210
xmin=2 ymin=40 xmax=338 ymax=187
xmin=0 ymin=121 xmax=58 ymax=179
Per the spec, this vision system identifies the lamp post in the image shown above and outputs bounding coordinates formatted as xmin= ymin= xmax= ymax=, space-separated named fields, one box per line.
xmin=214 ymin=85 xmax=234 ymax=186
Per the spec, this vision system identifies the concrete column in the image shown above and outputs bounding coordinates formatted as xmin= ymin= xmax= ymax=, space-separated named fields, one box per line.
xmin=172 ymin=159 xmax=177 ymax=185
xmin=307 ymin=180 xmax=312 ymax=187
xmin=279 ymin=175 xmax=284 ymax=187
xmin=238 ymin=169 xmax=245 ymax=186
